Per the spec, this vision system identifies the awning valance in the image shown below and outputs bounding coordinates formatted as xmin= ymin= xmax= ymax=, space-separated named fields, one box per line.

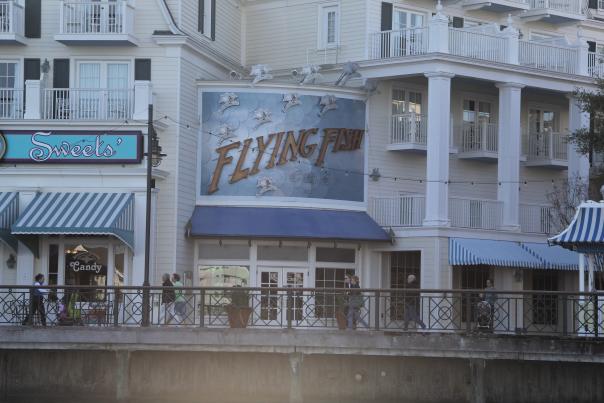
xmin=188 ymin=206 xmax=391 ymax=242
xmin=520 ymin=242 xmax=579 ymax=271
xmin=449 ymin=238 xmax=544 ymax=269
xmin=549 ymin=202 xmax=604 ymax=253
xmin=12 ymin=192 xmax=135 ymax=249
xmin=0 ymin=192 xmax=19 ymax=251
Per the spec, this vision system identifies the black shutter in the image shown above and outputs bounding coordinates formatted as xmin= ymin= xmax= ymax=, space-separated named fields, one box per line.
xmin=198 ymin=0 xmax=204 ymax=33
xmin=588 ymin=41 xmax=597 ymax=53
xmin=135 ymin=59 xmax=151 ymax=81
xmin=210 ymin=0 xmax=216 ymax=41
xmin=381 ymin=2 xmax=393 ymax=31
xmin=24 ymin=0 xmax=41 ymax=38
xmin=24 ymin=59 xmax=40 ymax=82
xmin=589 ymin=0 xmax=598 ymax=9
xmin=452 ymin=17 xmax=464 ymax=28
xmin=53 ymin=59 xmax=70 ymax=88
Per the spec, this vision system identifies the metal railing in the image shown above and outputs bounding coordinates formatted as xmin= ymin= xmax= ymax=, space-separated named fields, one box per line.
xmin=60 ymin=0 xmax=133 ymax=35
xmin=0 ymin=88 xmax=23 ymax=119
xmin=456 ymin=122 xmax=498 ymax=154
xmin=391 ymin=113 xmax=427 ymax=146
xmin=368 ymin=27 xmax=429 ymax=60
xmin=368 ymin=195 xmax=425 ymax=227
xmin=449 ymin=197 xmax=503 ymax=230
xmin=0 ymin=0 xmax=23 ymax=35
xmin=43 ymin=88 xmax=134 ymax=120
xmin=529 ymin=0 xmax=586 ymax=15
xmin=2 ymin=286 xmax=603 ymax=338
xmin=519 ymin=40 xmax=577 ymax=74
xmin=519 ymin=203 xmax=556 ymax=234
xmin=449 ymin=28 xmax=508 ymax=63
xmin=524 ymin=131 xmax=568 ymax=162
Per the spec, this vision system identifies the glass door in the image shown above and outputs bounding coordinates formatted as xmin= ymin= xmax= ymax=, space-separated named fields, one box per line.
xmin=528 ymin=108 xmax=559 ymax=158
xmin=392 ymin=9 xmax=424 ymax=56
xmin=257 ymin=267 xmax=308 ymax=327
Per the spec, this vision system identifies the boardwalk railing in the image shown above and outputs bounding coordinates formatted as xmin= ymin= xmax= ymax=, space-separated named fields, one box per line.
xmin=2 ymin=286 xmax=603 ymax=338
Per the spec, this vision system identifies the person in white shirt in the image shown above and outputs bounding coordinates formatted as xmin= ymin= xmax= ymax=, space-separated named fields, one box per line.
xmin=22 ymin=273 xmax=49 ymax=326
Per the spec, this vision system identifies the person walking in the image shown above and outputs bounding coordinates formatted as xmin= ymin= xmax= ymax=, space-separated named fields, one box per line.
xmin=22 ymin=274 xmax=48 ymax=326
xmin=172 ymin=273 xmax=186 ymax=324
xmin=481 ymin=279 xmax=497 ymax=330
xmin=159 ymin=273 xmax=175 ymax=325
xmin=403 ymin=274 xmax=426 ymax=331
xmin=347 ymin=276 xmax=369 ymax=329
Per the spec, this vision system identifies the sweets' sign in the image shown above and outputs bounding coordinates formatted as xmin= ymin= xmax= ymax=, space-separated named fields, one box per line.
xmin=200 ymin=90 xmax=366 ymax=202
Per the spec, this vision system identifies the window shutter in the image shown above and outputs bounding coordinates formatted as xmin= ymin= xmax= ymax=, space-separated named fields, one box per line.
xmin=53 ymin=59 xmax=70 ymax=88
xmin=588 ymin=41 xmax=597 ymax=53
xmin=198 ymin=0 xmax=204 ymax=33
xmin=452 ymin=17 xmax=464 ymax=28
xmin=24 ymin=59 xmax=40 ymax=82
xmin=135 ymin=59 xmax=152 ymax=81
xmin=211 ymin=0 xmax=216 ymax=41
xmin=589 ymin=0 xmax=598 ymax=9
xmin=381 ymin=2 xmax=393 ymax=31
xmin=24 ymin=0 xmax=41 ymax=38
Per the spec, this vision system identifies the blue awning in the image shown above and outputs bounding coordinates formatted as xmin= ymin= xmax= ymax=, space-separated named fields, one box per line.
xmin=520 ymin=242 xmax=579 ymax=271
xmin=188 ymin=206 xmax=391 ymax=242
xmin=449 ymin=238 xmax=543 ymax=269
xmin=0 ymin=192 xmax=19 ymax=251
xmin=549 ymin=202 xmax=604 ymax=253
xmin=12 ymin=193 xmax=135 ymax=249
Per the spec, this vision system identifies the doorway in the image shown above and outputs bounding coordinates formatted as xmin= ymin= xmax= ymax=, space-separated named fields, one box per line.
xmin=257 ymin=267 xmax=309 ymax=326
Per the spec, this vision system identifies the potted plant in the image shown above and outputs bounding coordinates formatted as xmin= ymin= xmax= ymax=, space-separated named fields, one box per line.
xmin=226 ymin=286 xmax=252 ymax=328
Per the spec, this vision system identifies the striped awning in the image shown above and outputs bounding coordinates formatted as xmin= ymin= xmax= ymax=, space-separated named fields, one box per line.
xmin=520 ymin=242 xmax=579 ymax=271
xmin=12 ymin=193 xmax=135 ymax=249
xmin=0 ymin=192 xmax=19 ymax=251
xmin=549 ymin=202 xmax=604 ymax=253
xmin=449 ymin=238 xmax=543 ymax=269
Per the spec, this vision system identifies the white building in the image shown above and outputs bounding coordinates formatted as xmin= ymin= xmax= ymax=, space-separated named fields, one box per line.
xmin=0 ymin=0 xmax=602 ymax=308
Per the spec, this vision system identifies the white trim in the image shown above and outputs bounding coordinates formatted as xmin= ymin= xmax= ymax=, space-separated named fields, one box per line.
xmin=317 ymin=2 xmax=340 ymax=50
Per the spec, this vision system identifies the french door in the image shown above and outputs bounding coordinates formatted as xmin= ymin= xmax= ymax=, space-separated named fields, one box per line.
xmin=77 ymin=62 xmax=129 ymax=119
xmin=257 ymin=267 xmax=309 ymax=327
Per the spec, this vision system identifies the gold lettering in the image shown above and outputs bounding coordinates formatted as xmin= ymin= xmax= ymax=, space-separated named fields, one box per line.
xmin=266 ymin=132 xmax=284 ymax=169
xmin=230 ymin=138 xmax=254 ymax=184
xmin=208 ymin=141 xmax=241 ymax=194
xmin=315 ymin=128 xmax=339 ymax=166
xmin=298 ymin=128 xmax=318 ymax=158
xmin=350 ymin=129 xmax=365 ymax=150
xmin=334 ymin=128 xmax=350 ymax=152
xmin=278 ymin=131 xmax=301 ymax=165
xmin=250 ymin=133 xmax=275 ymax=176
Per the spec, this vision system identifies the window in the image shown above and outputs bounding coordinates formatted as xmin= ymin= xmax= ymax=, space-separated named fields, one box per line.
xmin=199 ymin=265 xmax=250 ymax=316
xmin=393 ymin=9 xmax=424 ymax=30
xmin=76 ymin=61 xmax=130 ymax=120
xmin=531 ymin=270 xmax=558 ymax=326
xmin=319 ymin=4 xmax=339 ymax=48
xmin=0 ymin=61 xmax=21 ymax=119
xmin=392 ymin=89 xmax=422 ymax=115
xmin=314 ymin=267 xmax=356 ymax=318
xmin=460 ymin=267 xmax=491 ymax=322
xmin=389 ymin=251 xmax=421 ymax=322
xmin=462 ymin=99 xmax=493 ymax=152
xmin=64 ymin=244 xmax=108 ymax=302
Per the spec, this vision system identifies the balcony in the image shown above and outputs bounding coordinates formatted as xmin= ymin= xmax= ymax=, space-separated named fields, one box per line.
xmin=519 ymin=40 xmax=578 ymax=75
xmin=522 ymin=0 xmax=587 ymax=23
xmin=519 ymin=203 xmax=556 ymax=234
xmin=55 ymin=0 xmax=137 ymax=46
xmin=42 ymin=88 xmax=134 ymax=120
xmin=368 ymin=195 xmax=425 ymax=227
xmin=388 ymin=113 xmax=427 ymax=152
xmin=587 ymin=0 xmax=604 ymax=19
xmin=523 ymin=131 xmax=568 ymax=169
xmin=455 ymin=122 xmax=499 ymax=161
xmin=0 ymin=0 xmax=25 ymax=44
xmin=0 ymin=88 xmax=23 ymax=119
xmin=368 ymin=27 xmax=429 ymax=60
xmin=449 ymin=197 xmax=503 ymax=230
xmin=461 ymin=0 xmax=530 ymax=12
xmin=588 ymin=51 xmax=604 ymax=78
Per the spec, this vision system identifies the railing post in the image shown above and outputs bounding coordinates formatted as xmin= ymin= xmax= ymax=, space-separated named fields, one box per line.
xmin=594 ymin=293 xmax=599 ymax=339
xmin=502 ymin=17 xmax=519 ymax=65
xmin=575 ymin=32 xmax=589 ymax=76
xmin=24 ymin=79 xmax=42 ymax=120
xmin=133 ymin=80 xmax=152 ymax=121
xmin=428 ymin=3 xmax=449 ymax=54
xmin=562 ymin=294 xmax=568 ymax=336
xmin=374 ymin=290 xmax=380 ymax=330
xmin=113 ymin=288 xmax=120 ymax=327
xmin=286 ymin=289 xmax=293 ymax=329
xmin=199 ymin=289 xmax=205 ymax=328
xmin=465 ymin=291 xmax=472 ymax=335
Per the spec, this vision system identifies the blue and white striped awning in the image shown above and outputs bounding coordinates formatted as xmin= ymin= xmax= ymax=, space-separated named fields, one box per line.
xmin=520 ymin=242 xmax=579 ymax=271
xmin=449 ymin=238 xmax=543 ymax=269
xmin=549 ymin=201 xmax=604 ymax=253
xmin=0 ymin=192 xmax=19 ymax=251
xmin=12 ymin=193 xmax=135 ymax=249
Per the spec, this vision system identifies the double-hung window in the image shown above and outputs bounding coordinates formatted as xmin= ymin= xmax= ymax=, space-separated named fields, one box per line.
xmin=319 ymin=4 xmax=339 ymax=49
xmin=0 ymin=61 xmax=21 ymax=119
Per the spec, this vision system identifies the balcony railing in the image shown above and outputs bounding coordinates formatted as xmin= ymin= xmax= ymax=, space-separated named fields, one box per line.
xmin=391 ymin=113 xmax=427 ymax=146
xmin=0 ymin=0 xmax=23 ymax=36
xmin=449 ymin=28 xmax=508 ymax=63
xmin=524 ymin=131 xmax=568 ymax=162
xmin=588 ymin=51 xmax=604 ymax=77
xmin=519 ymin=40 xmax=577 ymax=74
xmin=449 ymin=197 xmax=503 ymax=230
xmin=60 ymin=0 xmax=133 ymax=35
xmin=519 ymin=203 xmax=556 ymax=234
xmin=4 ymin=286 xmax=603 ymax=338
xmin=368 ymin=195 xmax=425 ymax=227
xmin=456 ymin=122 xmax=498 ymax=154
xmin=368 ymin=27 xmax=429 ymax=60
xmin=42 ymin=88 xmax=134 ymax=120
xmin=529 ymin=0 xmax=586 ymax=15
xmin=0 ymin=88 xmax=23 ymax=119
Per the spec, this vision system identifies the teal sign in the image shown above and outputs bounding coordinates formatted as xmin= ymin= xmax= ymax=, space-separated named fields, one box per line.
xmin=0 ymin=130 xmax=142 ymax=164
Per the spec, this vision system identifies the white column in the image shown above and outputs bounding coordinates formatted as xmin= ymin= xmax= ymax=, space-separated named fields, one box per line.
xmin=567 ymin=94 xmax=590 ymax=185
xmin=131 ymin=192 xmax=147 ymax=286
xmin=133 ymin=80 xmax=152 ymax=121
xmin=423 ymin=72 xmax=454 ymax=227
xmin=428 ymin=3 xmax=449 ymax=54
xmin=15 ymin=191 xmax=37 ymax=285
xmin=502 ymin=25 xmax=519 ymax=65
xmin=496 ymin=83 xmax=525 ymax=231
xmin=24 ymin=80 xmax=42 ymax=120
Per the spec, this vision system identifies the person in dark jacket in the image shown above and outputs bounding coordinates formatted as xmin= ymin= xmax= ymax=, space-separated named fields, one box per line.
xmin=22 ymin=274 xmax=48 ymax=326
xmin=347 ymin=276 xmax=369 ymax=329
xmin=159 ymin=273 xmax=175 ymax=325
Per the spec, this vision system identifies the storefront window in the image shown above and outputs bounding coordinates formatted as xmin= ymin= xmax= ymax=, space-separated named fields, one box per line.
xmin=314 ymin=268 xmax=356 ymax=318
xmin=64 ymin=244 xmax=108 ymax=302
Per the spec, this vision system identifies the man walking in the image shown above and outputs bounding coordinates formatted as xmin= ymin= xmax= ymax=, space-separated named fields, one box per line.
xmin=403 ymin=274 xmax=426 ymax=331
xmin=22 ymin=274 xmax=48 ymax=326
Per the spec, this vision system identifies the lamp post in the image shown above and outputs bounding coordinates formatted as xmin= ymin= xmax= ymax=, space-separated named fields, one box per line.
xmin=142 ymin=103 xmax=165 ymax=327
